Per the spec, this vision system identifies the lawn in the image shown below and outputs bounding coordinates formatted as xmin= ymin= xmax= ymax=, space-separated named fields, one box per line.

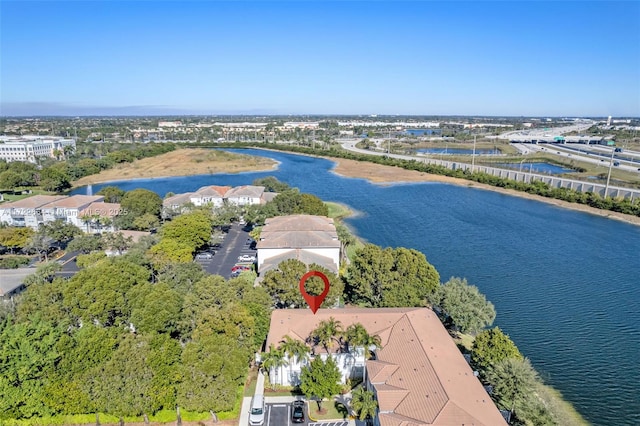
xmin=306 ymin=398 xmax=350 ymax=421
xmin=325 ymin=201 xmax=353 ymax=220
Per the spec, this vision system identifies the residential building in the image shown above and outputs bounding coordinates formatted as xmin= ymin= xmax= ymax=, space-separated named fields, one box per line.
xmin=0 ymin=195 xmax=67 ymax=228
xmin=78 ymin=201 xmax=121 ymax=233
xmin=161 ymin=185 xmax=277 ymax=217
xmin=224 ymin=185 xmax=267 ymax=206
xmin=0 ymin=195 xmax=121 ymax=232
xmin=0 ymin=136 xmax=76 ymax=163
xmin=40 ymin=195 xmax=105 ymax=229
xmin=257 ymin=215 xmax=340 ymax=275
xmin=190 ymin=185 xmax=231 ymax=207
xmin=266 ymin=308 xmax=506 ymax=426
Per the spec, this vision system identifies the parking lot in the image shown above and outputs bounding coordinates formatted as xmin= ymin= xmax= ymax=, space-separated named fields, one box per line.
xmin=194 ymin=222 xmax=256 ymax=279
xmin=262 ymin=402 xmax=349 ymax=426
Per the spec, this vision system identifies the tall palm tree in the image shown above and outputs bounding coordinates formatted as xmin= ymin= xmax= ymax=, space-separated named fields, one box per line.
xmin=311 ymin=317 xmax=343 ymax=353
xmin=351 ymin=387 xmax=378 ymax=423
xmin=279 ymin=336 xmax=310 ymax=386
xmin=261 ymin=344 xmax=288 ymax=390
xmin=345 ymin=323 xmax=382 ymax=359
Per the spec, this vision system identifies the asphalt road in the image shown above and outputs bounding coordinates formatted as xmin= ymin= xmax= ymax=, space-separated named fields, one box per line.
xmin=195 ymin=222 xmax=256 ymax=279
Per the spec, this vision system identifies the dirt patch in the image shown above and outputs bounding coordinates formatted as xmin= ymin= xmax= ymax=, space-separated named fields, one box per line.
xmin=72 ymin=148 xmax=277 ymax=187
xmin=332 ymin=158 xmax=640 ymax=227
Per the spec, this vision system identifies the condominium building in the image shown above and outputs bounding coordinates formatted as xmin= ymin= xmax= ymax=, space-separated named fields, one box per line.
xmin=0 ymin=136 xmax=76 ymax=163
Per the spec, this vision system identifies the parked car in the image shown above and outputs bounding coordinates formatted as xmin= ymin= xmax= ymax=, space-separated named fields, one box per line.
xmin=232 ymin=265 xmax=252 ymax=272
xmin=249 ymin=394 xmax=265 ymax=426
xmin=195 ymin=252 xmax=214 ymax=260
xmin=291 ymin=401 xmax=305 ymax=424
xmin=238 ymin=254 xmax=256 ymax=262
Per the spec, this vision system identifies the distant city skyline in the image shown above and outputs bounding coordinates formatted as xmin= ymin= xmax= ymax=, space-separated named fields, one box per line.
xmin=1 ymin=1 xmax=639 ymax=117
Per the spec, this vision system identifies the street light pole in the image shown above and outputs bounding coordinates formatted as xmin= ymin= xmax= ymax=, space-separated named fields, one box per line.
xmin=471 ymin=135 xmax=477 ymax=172
xmin=604 ymin=147 xmax=616 ymax=198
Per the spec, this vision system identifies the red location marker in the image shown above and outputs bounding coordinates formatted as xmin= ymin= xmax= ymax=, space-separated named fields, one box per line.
xmin=299 ymin=270 xmax=330 ymax=314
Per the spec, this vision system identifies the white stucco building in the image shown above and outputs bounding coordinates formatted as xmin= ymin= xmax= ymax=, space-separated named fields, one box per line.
xmin=265 ymin=308 xmax=507 ymax=426
xmin=0 ymin=195 xmax=120 ymax=233
xmin=0 ymin=136 xmax=76 ymax=163
xmin=257 ymin=215 xmax=341 ymax=275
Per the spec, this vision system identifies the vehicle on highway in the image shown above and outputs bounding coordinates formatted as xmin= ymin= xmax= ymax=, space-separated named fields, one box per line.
xmin=195 ymin=252 xmax=214 ymax=260
xmin=291 ymin=400 xmax=305 ymax=424
xmin=238 ymin=254 xmax=256 ymax=262
xmin=614 ymin=161 xmax=620 ymax=167
xmin=249 ymin=395 xmax=265 ymax=426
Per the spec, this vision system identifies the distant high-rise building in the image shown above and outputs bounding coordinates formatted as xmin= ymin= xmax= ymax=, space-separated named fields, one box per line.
xmin=607 ymin=116 xmax=612 ymax=126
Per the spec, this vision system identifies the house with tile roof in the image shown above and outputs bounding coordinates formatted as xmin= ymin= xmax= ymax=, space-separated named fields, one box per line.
xmin=41 ymin=195 xmax=105 ymax=229
xmin=266 ymin=308 xmax=506 ymax=426
xmin=190 ymin=185 xmax=231 ymax=207
xmin=257 ymin=215 xmax=341 ymax=275
xmin=224 ymin=185 xmax=267 ymax=206
xmin=0 ymin=195 xmax=69 ymax=228
xmin=0 ymin=195 xmax=122 ymax=233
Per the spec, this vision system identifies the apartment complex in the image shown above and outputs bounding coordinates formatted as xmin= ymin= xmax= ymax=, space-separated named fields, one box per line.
xmin=256 ymin=214 xmax=341 ymax=275
xmin=0 ymin=194 xmax=118 ymax=233
xmin=0 ymin=136 xmax=76 ymax=163
xmin=267 ymin=308 xmax=506 ymax=426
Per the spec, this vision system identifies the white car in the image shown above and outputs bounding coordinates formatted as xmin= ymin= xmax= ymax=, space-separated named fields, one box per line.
xmin=238 ymin=255 xmax=256 ymax=262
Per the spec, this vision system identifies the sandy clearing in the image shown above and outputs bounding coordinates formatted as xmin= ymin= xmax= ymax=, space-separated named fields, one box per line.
xmin=72 ymin=149 xmax=277 ymax=187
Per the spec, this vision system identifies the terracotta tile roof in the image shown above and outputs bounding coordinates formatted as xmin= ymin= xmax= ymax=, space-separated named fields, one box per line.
xmin=267 ymin=308 xmax=505 ymax=426
xmin=195 ymin=185 xmax=231 ymax=197
xmin=42 ymin=195 xmax=104 ymax=209
xmin=79 ymin=202 xmax=121 ymax=218
xmin=163 ymin=192 xmax=195 ymax=207
xmin=0 ymin=195 xmax=66 ymax=209
xmin=225 ymin=185 xmax=265 ymax=198
xmin=258 ymin=215 xmax=340 ymax=249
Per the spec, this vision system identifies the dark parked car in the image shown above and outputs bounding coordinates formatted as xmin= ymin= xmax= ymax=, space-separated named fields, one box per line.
xmin=291 ymin=401 xmax=305 ymax=424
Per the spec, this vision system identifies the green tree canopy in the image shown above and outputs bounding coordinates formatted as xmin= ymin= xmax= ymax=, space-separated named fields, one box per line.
xmin=97 ymin=186 xmax=126 ymax=203
xmin=261 ymin=259 xmax=343 ymax=309
xmin=62 ymin=257 xmax=150 ymax=327
xmin=148 ymin=238 xmax=193 ymax=269
xmin=129 ymin=282 xmax=183 ymax=335
xmin=487 ymin=358 xmax=541 ymax=422
xmin=471 ymin=327 xmax=523 ymax=375
xmin=300 ymin=356 xmax=342 ymax=410
xmin=345 ymin=244 xmax=440 ymax=307
xmin=428 ymin=277 xmax=496 ymax=335
xmin=161 ymin=210 xmax=212 ymax=251
xmin=67 ymin=234 xmax=103 ymax=254
xmin=116 ymin=189 xmax=162 ymax=230
xmin=252 ymin=176 xmax=290 ymax=192
xmin=0 ymin=227 xmax=34 ymax=253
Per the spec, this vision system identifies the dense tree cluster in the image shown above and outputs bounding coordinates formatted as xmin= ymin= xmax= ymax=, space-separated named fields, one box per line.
xmin=0 ymin=143 xmax=176 ymax=192
xmin=0 ymin=238 xmax=271 ymax=421
xmin=428 ymin=277 xmax=496 ymax=335
xmin=344 ymin=244 xmax=440 ymax=307
xmin=262 ymin=259 xmax=343 ymax=309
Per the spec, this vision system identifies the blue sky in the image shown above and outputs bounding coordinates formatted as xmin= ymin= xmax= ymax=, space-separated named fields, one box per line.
xmin=1 ymin=1 xmax=639 ymax=116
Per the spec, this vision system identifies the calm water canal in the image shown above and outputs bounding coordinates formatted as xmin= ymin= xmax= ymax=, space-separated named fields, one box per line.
xmin=73 ymin=149 xmax=640 ymax=426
